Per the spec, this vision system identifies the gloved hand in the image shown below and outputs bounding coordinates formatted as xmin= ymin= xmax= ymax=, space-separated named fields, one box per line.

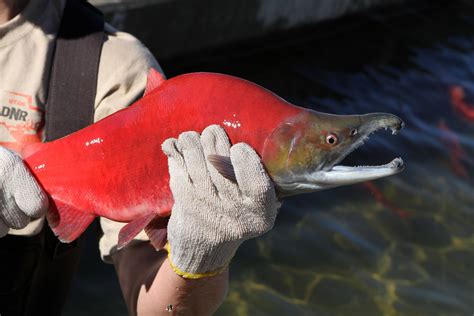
xmin=0 ymin=147 xmax=49 ymax=237
xmin=162 ymin=125 xmax=280 ymax=279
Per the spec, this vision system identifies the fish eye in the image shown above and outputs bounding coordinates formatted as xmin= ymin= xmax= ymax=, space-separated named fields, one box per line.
xmin=350 ymin=129 xmax=358 ymax=136
xmin=326 ymin=133 xmax=338 ymax=145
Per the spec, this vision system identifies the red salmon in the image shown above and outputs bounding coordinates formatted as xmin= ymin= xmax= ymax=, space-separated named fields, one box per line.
xmin=23 ymin=70 xmax=404 ymax=249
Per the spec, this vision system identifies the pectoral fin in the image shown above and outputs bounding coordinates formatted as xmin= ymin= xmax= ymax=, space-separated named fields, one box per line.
xmin=207 ymin=154 xmax=236 ymax=182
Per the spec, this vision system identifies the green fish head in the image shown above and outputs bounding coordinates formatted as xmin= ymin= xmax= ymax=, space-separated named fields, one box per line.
xmin=262 ymin=110 xmax=405 ymax=196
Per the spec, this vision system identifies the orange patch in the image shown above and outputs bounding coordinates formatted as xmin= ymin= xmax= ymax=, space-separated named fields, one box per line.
xmin=0 ymin=91 xmax=44 ymax=152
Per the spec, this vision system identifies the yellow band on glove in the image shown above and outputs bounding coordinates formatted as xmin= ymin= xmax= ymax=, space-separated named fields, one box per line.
xmin=165 ymin=242 xmax=228 ymax=279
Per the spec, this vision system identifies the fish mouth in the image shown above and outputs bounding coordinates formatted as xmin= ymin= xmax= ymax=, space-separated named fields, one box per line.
xmin=277 ymin=113 xmax=405 ymax=196
xmin=315 ymin=157 xmax=404 ymax=186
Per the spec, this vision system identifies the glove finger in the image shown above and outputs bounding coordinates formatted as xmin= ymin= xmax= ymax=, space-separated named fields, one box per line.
xmin=178 ymin=131 xmax=216 ymax=195
xmin=13 ymin=164 xmax=49 ymax=218
xmin=0 ymin=202 xmax=30 ymax=229
xmin=201 ymin=125 xmax=231 ymax=157
xmin=162 ymin=138 xmax=185 ymax=167
xmin=0 ymin=218 xmax=9 ymax=237
xmin=162 ymin=138 xmax=192 ymax=188
xmin=201 ymin=125 xmax=239 ymax=196
xmin=230 ymin=143 xmax=275 ymax=200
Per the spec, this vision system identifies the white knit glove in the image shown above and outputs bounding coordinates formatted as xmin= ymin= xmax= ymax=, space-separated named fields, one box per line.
xmin=162 ymin=125 xmax=280 ymax=279
xmin=0 ymin=147 xmax=49 ymax=237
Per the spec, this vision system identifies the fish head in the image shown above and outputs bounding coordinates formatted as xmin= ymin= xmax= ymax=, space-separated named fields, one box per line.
xmin=262 ymin=110 xmax=405 ymax=196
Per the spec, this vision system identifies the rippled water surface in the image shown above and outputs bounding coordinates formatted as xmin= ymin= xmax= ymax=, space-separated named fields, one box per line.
xmin=65 ymin=1 xmax=474 ymax=315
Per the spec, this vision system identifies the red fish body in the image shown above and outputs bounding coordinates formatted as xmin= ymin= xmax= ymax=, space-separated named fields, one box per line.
xmin=23 ymin=71 xmax=301 ymax=245
xmin=24 ymin=70 xmax=404 ymax=248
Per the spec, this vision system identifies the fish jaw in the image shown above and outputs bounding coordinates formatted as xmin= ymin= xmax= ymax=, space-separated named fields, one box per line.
xmin=277 ymin=158 xmax=404 ymax=194
xmin=262 ymin=110 xmax=405 ymax=197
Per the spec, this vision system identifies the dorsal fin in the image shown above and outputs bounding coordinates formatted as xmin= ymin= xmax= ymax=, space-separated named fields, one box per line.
xmin=144 ymin=68 xmax=166 ymax=96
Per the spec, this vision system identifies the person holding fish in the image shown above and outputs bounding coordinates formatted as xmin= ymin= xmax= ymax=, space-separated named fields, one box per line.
xmin=0 ymin=0 xmax=280 ymax=315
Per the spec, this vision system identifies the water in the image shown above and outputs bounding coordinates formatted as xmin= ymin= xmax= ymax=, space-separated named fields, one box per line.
xmin=65 ymin=1 xmax=474 ymax=315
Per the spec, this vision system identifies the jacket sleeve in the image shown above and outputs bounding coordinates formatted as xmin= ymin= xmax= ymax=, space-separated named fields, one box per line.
xmin=93 ymin=23 xmax=164 ymax=123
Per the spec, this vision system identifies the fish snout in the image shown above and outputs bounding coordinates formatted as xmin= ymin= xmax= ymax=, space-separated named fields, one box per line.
xmin=358 ymin=113 xmax=405 ymax=136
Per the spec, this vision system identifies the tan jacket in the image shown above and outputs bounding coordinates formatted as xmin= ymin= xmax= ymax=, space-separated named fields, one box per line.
xmin=0 ymin=0 xmax=158 ymax=261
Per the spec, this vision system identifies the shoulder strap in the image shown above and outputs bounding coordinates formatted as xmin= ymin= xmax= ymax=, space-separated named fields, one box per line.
xmin=45 ymin=0 xmax=104 ymax=141
xmin=23 ymin=2 xmax=105 ymax=316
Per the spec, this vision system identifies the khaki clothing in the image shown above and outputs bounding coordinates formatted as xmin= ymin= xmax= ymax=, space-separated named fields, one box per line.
xmin=0 ymin=0 xmax=156 ymax=261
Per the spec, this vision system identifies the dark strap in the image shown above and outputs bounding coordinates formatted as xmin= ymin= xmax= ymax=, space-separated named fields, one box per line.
xmin=0 ymin=1 xmax=104 ymax=316
xmin=45 ymin=0 xmax=104 ymax=141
